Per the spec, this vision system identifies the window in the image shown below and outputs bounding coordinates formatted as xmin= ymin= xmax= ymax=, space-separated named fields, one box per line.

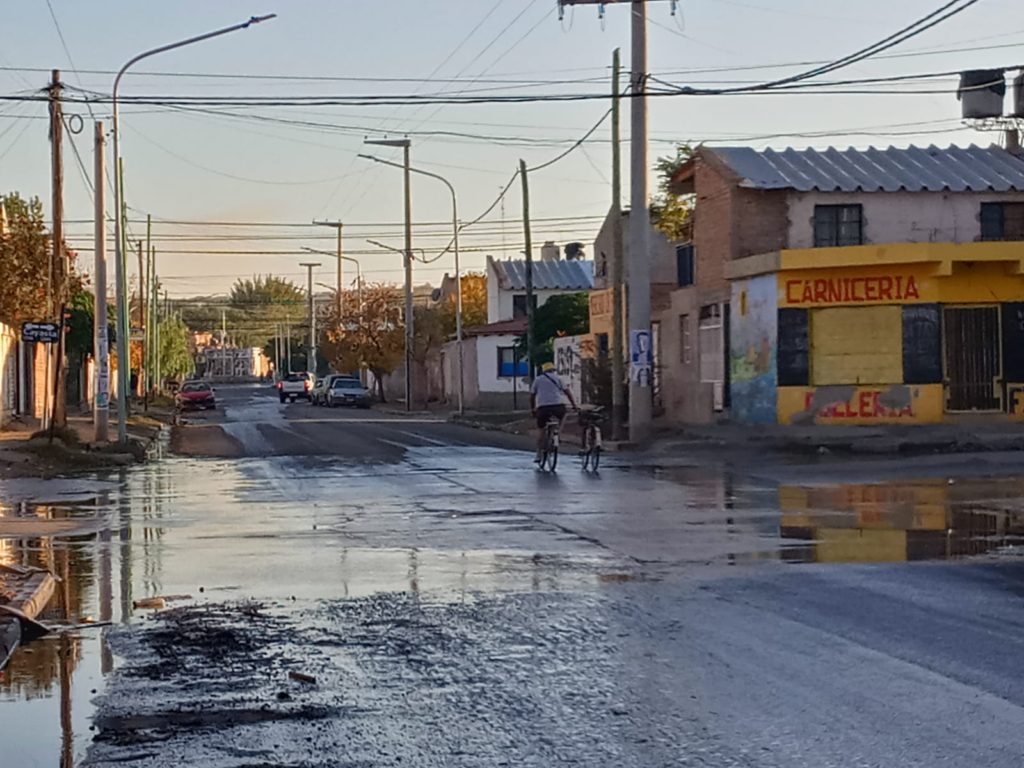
xmin=810 ymin=306 xmax=902 ymax=385
xmin=595 ymin=333 xmax=609 ymax=359
xmin=813 ymin=204 xmax=863 ymax=247
xmin=512 ymin=294 xmax=537 ymax=319
xmin=679 ymin=314 xmax=692 ymax=365
xmin=497 ymin=346 xmax=528 ymax=378
xmin=676 ymin=244 xmax=695 ymax=287
xmin=597 ymin=251 xmax=608 ymax=279
xmin=981 ymin=202 xmax=1024 ymax=240
xmin=699 ymin=304 xmax=724 ymax=384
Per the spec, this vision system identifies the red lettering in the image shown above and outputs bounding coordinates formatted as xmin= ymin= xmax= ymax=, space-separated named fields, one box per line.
xmin=865 ymin=277 xmax=879 ymax=301
xmin=894 ymin=276 xmax=904 ymax=299
xmin=878 ymin=276 xmax=894 ymax=301
xmin=804 ymin=391 xmax=814 ymax=410
xmin=827 ymin=279 xmax=842 ymax=303
xmin=786 ymin=280 xmax=801 ymax=305
xmin=802 ymin=282 xmax=814 ymax=303
xmin=814 ymin=279 xmax=827 ymax=304
xmin=851 ymin=278 xmax=865 ymax=302
xmin=872 ymin=391 xmax=882 ymax=417
xmin=905 ymin=275 xmax=919 ymax=300
xmin=859 ymin=390 xmax=873 ymax=416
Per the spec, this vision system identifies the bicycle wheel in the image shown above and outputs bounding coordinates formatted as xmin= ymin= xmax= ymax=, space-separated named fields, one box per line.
xmin=547 ymin=446 xmax=558 ymax=472
xmin=589 ymin=446 xmax=600 ymax=472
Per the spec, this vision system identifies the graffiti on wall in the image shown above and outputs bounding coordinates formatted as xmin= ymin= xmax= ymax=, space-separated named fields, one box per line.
xmin=730 ymin=274 xmax=777 ymax=423
xmin=553 ymin=335 xmax=595 ymax=406
xmin=778 ymin=384 xmax=941 ymax=425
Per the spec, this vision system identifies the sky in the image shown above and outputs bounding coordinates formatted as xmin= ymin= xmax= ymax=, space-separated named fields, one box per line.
xmin=1 ymin=0 xmax=1022 ymax=297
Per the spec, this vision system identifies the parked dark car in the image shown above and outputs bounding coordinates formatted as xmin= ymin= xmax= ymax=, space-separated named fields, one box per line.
xmin=175 ymin=381 xmax=215 ymax=410
xmin=326 ymin=377 xmax=372 ymax=408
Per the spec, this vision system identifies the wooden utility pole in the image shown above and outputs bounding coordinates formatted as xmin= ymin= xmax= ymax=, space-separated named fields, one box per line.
xmin=610 ymin=48 xmax=626 ymax=439
xmin=49 ymin=69 xmax=68 ymax=428
xmin=519 ymin=159 xmax=535 ymax=378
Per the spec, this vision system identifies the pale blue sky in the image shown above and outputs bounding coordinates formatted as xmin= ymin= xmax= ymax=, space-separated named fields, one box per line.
xmin=1 ymin=0 xmax=1021 ymax=295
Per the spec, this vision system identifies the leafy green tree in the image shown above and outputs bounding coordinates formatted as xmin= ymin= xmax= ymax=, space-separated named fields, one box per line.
xmin=517 ymin=292 xmax=590 ymax=366
xmin=158 ymin=315 xmax=193 ymax=377
xmin=650 ymin=144 xmax=696 ymax=241
xmin=0 ymin=193 xmax=52 ymax=325
xmin=228 ymin=275 xmax=305 ymax=347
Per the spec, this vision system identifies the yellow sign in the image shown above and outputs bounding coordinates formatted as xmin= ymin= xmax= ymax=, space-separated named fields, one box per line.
xmin=780 ymin=264 xmax=935 ymax=307
xmin=778 ymin=384 xmax=944 ymax=425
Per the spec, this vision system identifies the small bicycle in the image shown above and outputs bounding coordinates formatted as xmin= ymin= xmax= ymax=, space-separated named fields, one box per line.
xmin=538 ymin=414 xmax=561 ymax=472
xmin=578 ymin=406 xmax=604 ymax=473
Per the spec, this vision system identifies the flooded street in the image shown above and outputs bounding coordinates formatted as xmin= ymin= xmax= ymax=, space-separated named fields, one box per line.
xmin=5 ymin=385 xmax=1024 ymax=766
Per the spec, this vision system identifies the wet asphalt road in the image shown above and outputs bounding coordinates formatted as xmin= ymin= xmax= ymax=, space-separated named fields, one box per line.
xmin=5 ymin=384 xmax=1024 ymax=766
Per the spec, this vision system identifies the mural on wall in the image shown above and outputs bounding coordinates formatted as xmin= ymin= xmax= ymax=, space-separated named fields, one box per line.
xmin=730 ymin=274 xmax=777 ymax=423
xmin=554 ymin=335 xmax=595 ymax=406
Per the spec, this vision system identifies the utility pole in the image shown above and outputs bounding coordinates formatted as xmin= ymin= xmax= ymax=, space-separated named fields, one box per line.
xmin=221 ymin=308 xmax=226 ymax=346
xmin=49 ymin=69 xmax=67 ymax=428
xmin=313 ymin=221 xmax=344 ymax=321
xmin=519 ymin=159 xmax=536 ymax=378
xmin=93 ymin=120 xmax=109 ymax=443
xmin=365 ymin=137 xmax=413 ymax=410
xmin=150 ymin=247 xmax=158 ymax=390
xmin=557 ymin=0 xmax=664 ymax=440
xmin=136 ymin=240 xmax=144 ymax=398
xmin=144 ymin=215 xmax=152 ymax=401
xmin=114 ymin=157 xmax=129 ymax=439
xmin=285 ymin=317 xmax=291 ymax=374
xmin=610 ymin=48 xmax=626 ymax=440
xmin=300 ymin=262 xmax=320 ymax=375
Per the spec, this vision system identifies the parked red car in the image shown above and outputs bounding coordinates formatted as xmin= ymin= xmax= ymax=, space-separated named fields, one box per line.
xmin=175 ymin=381 xmax=216 ymax=410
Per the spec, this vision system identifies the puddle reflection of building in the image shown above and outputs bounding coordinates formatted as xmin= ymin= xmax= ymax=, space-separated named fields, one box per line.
xmin=779 ymin=477 xmax=1024 ymax=563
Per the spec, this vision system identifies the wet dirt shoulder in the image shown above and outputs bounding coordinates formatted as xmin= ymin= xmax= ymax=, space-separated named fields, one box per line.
xmin=170 ymin=425 xmax=245 ymax=458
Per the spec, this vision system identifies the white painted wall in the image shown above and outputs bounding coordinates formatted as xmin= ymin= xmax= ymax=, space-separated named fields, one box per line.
xmin=474 ymin=334 xmax=530 ymax=393
xmin=787 ymin=190 xmax=1024 ymax=248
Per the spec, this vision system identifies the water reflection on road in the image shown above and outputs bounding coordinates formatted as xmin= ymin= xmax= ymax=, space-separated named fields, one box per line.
xmin=3 ymin=448 xmax=1024 ymax=764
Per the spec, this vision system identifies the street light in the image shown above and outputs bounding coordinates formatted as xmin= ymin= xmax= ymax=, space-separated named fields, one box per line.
xmin=364 ymin=137 xmax=413 ymax=411
xmin=359 ymin=153 xmax=465 ymax=413
xmin=312 ymin=220 xmax=344 ymax=318
xmin=299 ymin=262 xmax=320 ymax=374
xmin=303 ymin=246 xmax=363 ymax=310
xmin=111 ymin=14 xmax=275 ymax=442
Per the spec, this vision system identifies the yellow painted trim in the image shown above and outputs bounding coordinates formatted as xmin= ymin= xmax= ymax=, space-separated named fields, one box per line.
xmin=780 ymin=241 xmax=1024 ymax=272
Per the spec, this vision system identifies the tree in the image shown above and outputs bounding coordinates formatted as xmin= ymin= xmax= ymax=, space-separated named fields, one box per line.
xmin=227 ymin=275 xmax=305 ymax=348
xmin=517 ymin=292 xmax=590 ymax=366
xmin=650 ymin=144 xmax=696 ymax=241
xmin=437 ymin=272 xmax=487 ymax=335
xmin=158 ymin=316 xmax=193 ymax=378
xmin=0 ymin=193 xmax=52 ymax=326
xmin=319 ymin=284 xmax=404 ymax=401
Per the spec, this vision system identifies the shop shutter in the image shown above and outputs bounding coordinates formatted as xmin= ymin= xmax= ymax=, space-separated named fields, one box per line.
xmin=811 ymin=306 xmax=902 ymax=385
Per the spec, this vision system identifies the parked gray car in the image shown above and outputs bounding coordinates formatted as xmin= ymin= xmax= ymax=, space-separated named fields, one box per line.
xmin=311 ymin=374 xmax=353 ymax=405
xmin=326 ymin=377 xmax=372 ymax=408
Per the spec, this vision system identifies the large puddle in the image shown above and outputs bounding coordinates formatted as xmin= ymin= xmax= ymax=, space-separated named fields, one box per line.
xmin=3 ymin=453 xmax=1024 ymax=764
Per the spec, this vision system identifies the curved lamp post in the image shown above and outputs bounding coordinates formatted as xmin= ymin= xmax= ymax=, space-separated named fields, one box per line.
xmin=111 ymin=14 xmax=275 ymax=442
xmin=359 ymin=154 xmax=464 ymax=414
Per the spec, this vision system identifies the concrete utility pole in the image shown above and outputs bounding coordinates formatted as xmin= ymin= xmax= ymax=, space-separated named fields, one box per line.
xmin=300 ymin=262 xmax=320 ymax=375
xmin=519 ymin=159 xmax=536 ymax=378
xmin=610 ymin=48 xmax=626 ymax=440
xmin=136 ymin=239 xmax=144 ymax=397
xmin=93 ymin=120 xmax=109 ymax=443
xmin=364 ymin=138 xmax=414 ymax=410
xmin=313 ymin=220 xmax=344 ymax=320
xmin=49 ymin=69 xmax=66 ymax=429
xmin=557 ymin=0 xmax=661 ymax=440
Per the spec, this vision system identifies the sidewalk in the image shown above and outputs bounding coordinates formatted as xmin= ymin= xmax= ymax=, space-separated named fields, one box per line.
xmin=642 ymin=420 xmax=1024 ymax=458
xmin=0 ymin=405 xmax=172 ymax=478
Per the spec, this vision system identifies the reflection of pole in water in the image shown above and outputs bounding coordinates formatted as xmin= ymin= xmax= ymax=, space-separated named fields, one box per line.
xmin=99 ymin=522 xmax=114 ymax=674
xmin=59 ymin=632 xmax=73 ymax=768
xmin=118 ymin=476 xmax=133 ymax=623
xmin=407 ymin=549 xmax=419 ymax=594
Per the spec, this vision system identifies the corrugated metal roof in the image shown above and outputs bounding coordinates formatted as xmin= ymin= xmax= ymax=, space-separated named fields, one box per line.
xmin=707 ymin=144 xmax=1024 ymax=193
xmin=494 ymin=259 xmax=594 ymax=291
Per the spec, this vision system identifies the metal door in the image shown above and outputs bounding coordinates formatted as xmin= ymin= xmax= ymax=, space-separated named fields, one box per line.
xmin=943 ymin=306 xmax=1002 ymax=412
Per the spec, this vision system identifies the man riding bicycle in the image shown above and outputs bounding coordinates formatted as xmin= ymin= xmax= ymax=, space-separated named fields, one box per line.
xmin=530 ymin=362 xmax=577 ymax=463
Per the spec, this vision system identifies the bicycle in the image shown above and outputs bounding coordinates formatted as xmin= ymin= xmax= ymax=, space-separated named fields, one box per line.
xmin=578 ymin=406 xmax=604 ymax=473
xmin=538 ymin=414 xmax=561 ymax=472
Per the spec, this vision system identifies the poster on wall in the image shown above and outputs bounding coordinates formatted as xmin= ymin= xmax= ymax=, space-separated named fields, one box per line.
xmin=630 ymin=329 xmax=652 ymax=387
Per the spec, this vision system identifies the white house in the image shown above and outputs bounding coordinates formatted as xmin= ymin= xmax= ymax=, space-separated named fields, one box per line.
xmin=442 ymin=317 xmax=531 ymax=410
xmin=486 ymin=243 xmax=595 ymax=323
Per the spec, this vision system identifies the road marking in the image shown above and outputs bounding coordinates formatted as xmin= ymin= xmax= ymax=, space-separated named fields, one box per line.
xmin=284 ymin=418 xmax=446 ymax=425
